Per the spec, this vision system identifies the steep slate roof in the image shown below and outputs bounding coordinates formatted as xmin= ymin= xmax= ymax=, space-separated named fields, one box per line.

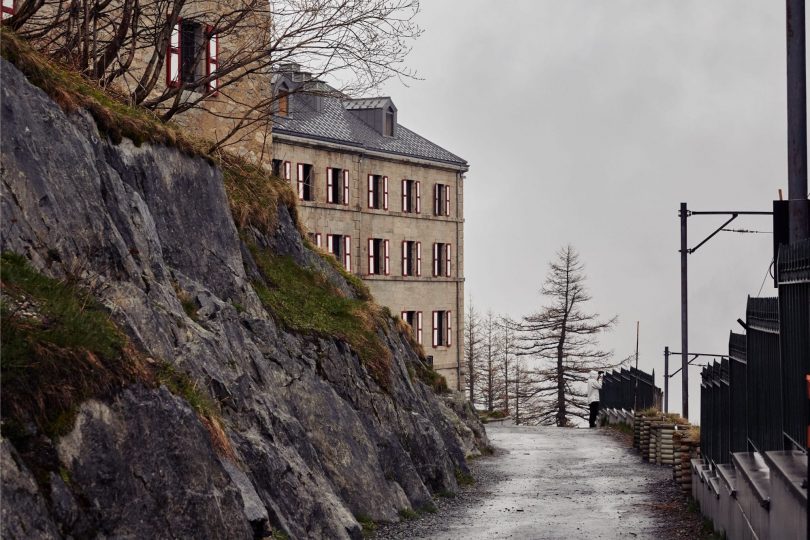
xmin=273 ymin=93 xmax=467 ymax=168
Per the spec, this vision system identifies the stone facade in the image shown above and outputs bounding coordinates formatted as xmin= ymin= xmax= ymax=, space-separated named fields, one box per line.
xmin=272 ymin=135 xmax=468 ymax=391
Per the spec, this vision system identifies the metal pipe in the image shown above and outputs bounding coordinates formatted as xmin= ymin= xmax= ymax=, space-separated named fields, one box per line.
xmin=680 ymin=203 xmax=689 ymax=419
xmin=787 ymin=0 xmax=809 ymax=243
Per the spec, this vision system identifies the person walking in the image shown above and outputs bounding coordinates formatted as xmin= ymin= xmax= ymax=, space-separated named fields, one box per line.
xmin=587 ymin=371 xmax=603 ymax=428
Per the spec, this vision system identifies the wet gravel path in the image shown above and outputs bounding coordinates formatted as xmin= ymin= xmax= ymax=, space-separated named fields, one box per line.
xmin=376 ymin=424 xmax=697 ymax=540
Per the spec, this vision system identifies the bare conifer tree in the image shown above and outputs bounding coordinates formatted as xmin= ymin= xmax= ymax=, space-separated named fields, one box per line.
xmin=464 ymin=298 xmax=483 ymax=405
xmin=518 ymin=245 xmax=618 ymax=426
xmin=476 ymin=310 xmax=501 ymax=412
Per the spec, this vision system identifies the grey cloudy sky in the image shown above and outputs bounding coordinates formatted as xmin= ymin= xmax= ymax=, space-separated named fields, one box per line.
xmin=381 ymin=0 xmax=801 ymax=419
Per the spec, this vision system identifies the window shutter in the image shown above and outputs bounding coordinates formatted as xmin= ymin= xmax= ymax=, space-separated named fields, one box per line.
xmin=297 ymin=164 xmax=305 ymax=200
xmin=167 ymin=21 xmax=181 ymax=87
xmin=415 ymin=181 xmax=421 ymax=214
xmin=402 ymin=179 xmax=407 ymax=212
xmin=401 ymin=311 xmax=408 ymax=322
xmin=416 ymin=241 xmax=422 ymax=276
xmin=384 ymin=239 xmax=390 ymax=275
xmin=445 ymin=185 xmax=451 ymax=216
xmin=402 ymin=241 xmax=408 ymax=276
xmin=326 ymin=168 xmax=334 ymax=203
xmin=2 ymin=0 xmax=15 ymax=19
xmin=433 ymin=184 xmax=439 ymax=215
xmin=383 ymin=176 xmax=389 ymax=210
xmin=447 ymin=311 xmax=452 ymax=346
xmin=344 ymin=236 xmax=352 ymax=271
xmin=432 ymin=311 xmax=438 ymax=348
xmin=327 ymin=234 xmax=334 ymax=254
xmin=432 ymin=243 xmax=438 ymax=277
xmin=368 ymin=238 xmax=375 ymax=275
xmin=315 ymin=233 xmax=322 ymax=248
xmin=417 ymin=311 xmax=423 ymax=345
xmin=368 ymin=175 xmax=374 ymax=208
xmin=446 ymin=244 xmax=451 ymax=277
xmin=283 ymin=161 xmax=291 ymax=181
xmin=205 ymin=27 xmax=219 ymax=94
xmin=343 ymin=170 xmax=350 ymax=206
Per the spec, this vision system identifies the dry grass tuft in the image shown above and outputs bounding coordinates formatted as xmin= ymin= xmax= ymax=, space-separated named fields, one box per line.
xmin=219 ymin=153 xmax=301 ymax=235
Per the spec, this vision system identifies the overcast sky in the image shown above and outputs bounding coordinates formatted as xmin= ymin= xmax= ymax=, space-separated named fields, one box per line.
xmin=379 ymin=0 xmax=806 ymax=420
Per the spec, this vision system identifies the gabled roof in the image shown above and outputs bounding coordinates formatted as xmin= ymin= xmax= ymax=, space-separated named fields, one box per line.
xmin=273 ymin=92 xmax=467 ymax=169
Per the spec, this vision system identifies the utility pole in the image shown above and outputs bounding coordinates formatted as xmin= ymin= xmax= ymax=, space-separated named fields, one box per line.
xmin=664 ymin=346 xmax=670 ymax=413
xmin=787 ymin=0 xmax=809 ymax=244
xmin=633 ymin=321 xmax=640 ymax=411
xmin=680 ymin=203 xmax=689 ymax=419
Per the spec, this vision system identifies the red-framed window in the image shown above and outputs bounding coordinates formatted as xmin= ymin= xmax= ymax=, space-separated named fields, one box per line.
xmin=432 ymin=310 xmax=452 ymax=348
xmin=433 ymin=183 xmax=451 ymax=216
xmin=326 ymin=234 xmax=352 ymax=271
xmin=327 ymin=168 xmax=350 ymax=205
xmin=432 ymin=243 xmax=451 ymax=277
xmin=368 ymin=174 xmax=389 ymax=210
xmin=401 ymin=310 xmax=423 ymax=345
xmin=368 ymin=238 xmax=389 ymax=275
xmin=402 ymin=240 xmax=422 ymax=277
xmin=402 ymin=179 xmax=421 ymax=214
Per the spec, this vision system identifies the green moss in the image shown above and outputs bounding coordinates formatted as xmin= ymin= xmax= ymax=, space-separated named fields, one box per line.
xmin=0 ymin=252 xmax=143 ymax=438
xmin=270 ymin=529 xmax=289 ymax=540
xmin=454 ymin=468 xmax=475 ymax=486
xmin=413 ymin=362 xmax=448 ymax=394
xmin=155 ymin=362 xmax=217 ymax=419
xmin=355 ymin=514 xmax=376 ymax=537
xmin=248 ymin=246 xmax=391 ymax=388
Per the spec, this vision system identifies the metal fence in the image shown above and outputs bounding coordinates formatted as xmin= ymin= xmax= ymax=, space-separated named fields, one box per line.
xmin=599 ymin=367 xmax=660 ymax=412
xmin=699 ymin=238 xmax=810 ymax=465
xmin=778 ymin=240 xmax=810 ymax=450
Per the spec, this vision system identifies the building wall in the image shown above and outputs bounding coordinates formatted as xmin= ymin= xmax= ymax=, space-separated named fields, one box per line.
xmin=273 ymin=137 xmax=466 ymax=390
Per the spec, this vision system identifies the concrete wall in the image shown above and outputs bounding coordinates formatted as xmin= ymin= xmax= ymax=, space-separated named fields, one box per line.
xmin=273 ymin=137 xmax=466 ymax=390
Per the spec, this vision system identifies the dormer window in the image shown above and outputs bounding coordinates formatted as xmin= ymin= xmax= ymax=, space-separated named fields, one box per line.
xmin=384 ymin=106 xmax=395 ymax=137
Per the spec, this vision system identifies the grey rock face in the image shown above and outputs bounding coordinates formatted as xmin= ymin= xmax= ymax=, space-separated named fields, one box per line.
xmin=0 ymin=58 xmax=487 ymax=539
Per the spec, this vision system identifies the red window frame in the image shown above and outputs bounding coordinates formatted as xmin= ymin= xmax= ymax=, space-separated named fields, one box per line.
xmin=1 ymin=0 xmax=15 ymax=19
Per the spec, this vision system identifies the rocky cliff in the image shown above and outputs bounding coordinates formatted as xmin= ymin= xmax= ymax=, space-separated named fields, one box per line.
xmin=0 ymin=53 xmax=486 ymax=540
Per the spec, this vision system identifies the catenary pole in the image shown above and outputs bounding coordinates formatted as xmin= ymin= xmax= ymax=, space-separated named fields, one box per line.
xmin=664 ymin=346 xmax=670 ymax=413
xmin=680 ymin=203 xmax=689 ymax=419
xmin=787 ymin=0 xmax=808 ymax=244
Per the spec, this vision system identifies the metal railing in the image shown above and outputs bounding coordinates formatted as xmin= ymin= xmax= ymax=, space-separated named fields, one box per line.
xmin=698 ymin=239 xmax=810 ymax=466
xmin=599 ymin=367 xmax=660 ymax=412
xmin=778 ymin=240 xmax=810 ymax=450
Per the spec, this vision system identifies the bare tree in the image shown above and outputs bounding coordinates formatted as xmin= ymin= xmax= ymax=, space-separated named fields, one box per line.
xmin=518 ymin=245 xmax=618 ymax=427
xmin=497 ymin=314 xmax=518 ymax=415
xmin=476 ymin=310 xmax=501 ymax=412
xmin=464 ymin=297 xmax=482 ymax=405
xmin=7 ymin=0 xmax=421 ymax=154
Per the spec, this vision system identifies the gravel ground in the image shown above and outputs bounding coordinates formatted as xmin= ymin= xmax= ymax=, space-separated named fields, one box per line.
xmin=375 ymin=423 xmax=718 ymax=540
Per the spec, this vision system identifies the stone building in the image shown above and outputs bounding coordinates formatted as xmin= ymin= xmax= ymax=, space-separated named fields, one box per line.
xmin=270 ymin=68 xmax=469 ymax=390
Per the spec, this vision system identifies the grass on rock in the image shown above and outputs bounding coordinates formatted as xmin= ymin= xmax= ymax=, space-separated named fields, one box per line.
xmin=0 ymin=252 xmax=145 ymax=438
xmin=249 ymin=246 xmax=392 ymax=388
